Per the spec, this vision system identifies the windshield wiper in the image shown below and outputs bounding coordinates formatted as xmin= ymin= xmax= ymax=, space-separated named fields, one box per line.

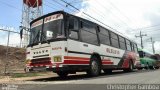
xmin=41 ymin=32 xmax=50 ymax=44
xmin=31 ymin=30 xmax=40 ymax=46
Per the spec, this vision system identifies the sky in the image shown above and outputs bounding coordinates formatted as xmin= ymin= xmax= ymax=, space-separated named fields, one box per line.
xmin=0 ymin=0 xmax=160 ymax=54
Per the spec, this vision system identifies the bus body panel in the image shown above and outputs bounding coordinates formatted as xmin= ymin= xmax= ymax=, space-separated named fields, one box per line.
xmin=25 ymin=11 xmax=140 ymax=74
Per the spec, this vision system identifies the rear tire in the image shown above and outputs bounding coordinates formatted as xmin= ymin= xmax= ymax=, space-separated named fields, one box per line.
xmin=155 ymin=66 xmax=159 ymax=69
xmin=149 ymin=66 xmax=154 ymax=70
xmin=144 ymin=63 xmax=149 ymax=70
xmin=123 ymin=60 xmax=134 ymax=72
xmin=57 ymin=71 xmax=68 ymax=78
xmin=137 ymin=67 xmax=143 ymax=70
xmin=87 ymin=56 xmax=101 ymax=76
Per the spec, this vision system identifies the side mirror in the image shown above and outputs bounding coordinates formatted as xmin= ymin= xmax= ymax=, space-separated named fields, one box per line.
xmin=20 ymin=29 xmax=23 ymax=39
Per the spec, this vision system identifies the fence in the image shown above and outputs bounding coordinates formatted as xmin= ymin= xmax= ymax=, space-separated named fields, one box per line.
xmin=0 ymin=28 xmax=26 ymax=74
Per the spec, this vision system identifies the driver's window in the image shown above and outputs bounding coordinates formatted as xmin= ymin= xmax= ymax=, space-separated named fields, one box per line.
xmin=68 ymin=17 xmax=79 ymax=40
xmin=69 ymin=17 xmax=78 ymax=30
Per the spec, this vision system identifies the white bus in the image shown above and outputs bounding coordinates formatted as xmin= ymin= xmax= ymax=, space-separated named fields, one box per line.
xmin=24 ymin=11 xmax=139 ymax=77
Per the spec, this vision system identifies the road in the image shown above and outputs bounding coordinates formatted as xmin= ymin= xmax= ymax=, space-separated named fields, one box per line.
xmin=2 ymin=69 xmax=160 ymax=90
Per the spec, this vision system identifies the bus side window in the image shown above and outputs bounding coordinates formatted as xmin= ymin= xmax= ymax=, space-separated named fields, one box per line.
xmin=68 ymin=17 xmax=79 ymax=40
xmin=80 ymin=20 xmax=99 ymax=45
xmin=134 ymin=43 xmax=138 ymax=53
xmin=110 ymin=32 xmax=119 ymax=48
xmin=98 ymin=27 xmax=110 ymax=45
xmin=69 ymin=17 xmax=78 ymax=30
xmin=126 ymin=39 xmax=131 ymax=51
xmin=119 ymin=36 xmax=126 ymax=50
xmin=131 ymin=43 xmax=134 ymax=51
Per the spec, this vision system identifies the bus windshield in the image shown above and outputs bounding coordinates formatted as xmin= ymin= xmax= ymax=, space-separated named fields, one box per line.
xmin=29 ymin=14 xmax=64 ymax=45
xmin=42 ymin=19 xmax=64 ymax=41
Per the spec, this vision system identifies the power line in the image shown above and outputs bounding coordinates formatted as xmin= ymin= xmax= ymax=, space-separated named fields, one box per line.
xmin=0 ymin=1 xmax=21 ymax=11
xmin=94 ymin=0 xmax=131 ymax=29
xmin=44 ymin=1 xmax=59 ymax=10
xmin=52 ymin=0 xmax=77 ymax=13
xmin=135 ymin=31 xmax=147 ymax=49
xmin=131 ymin=24 xmax=160 ymax=31
xmin=82 ymin=1 xmax=122 ymax=29
xmin=0 ymin=29 xmax=19 ymax=34
xmin=107 ymin=0 xmax=136 ymax=26
xmin=60 ymin=0 xmax=127 ymax=37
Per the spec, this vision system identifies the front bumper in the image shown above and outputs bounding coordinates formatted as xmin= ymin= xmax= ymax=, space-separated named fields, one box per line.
xmin=25 ymin=64 xmax=69 ymax=72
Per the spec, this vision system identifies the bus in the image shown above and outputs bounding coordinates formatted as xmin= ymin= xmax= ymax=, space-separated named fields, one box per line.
xmin=136 ymin=48 xmax=159 ymax=70
xmin=24 ymin=11 xmax=139 ymax=77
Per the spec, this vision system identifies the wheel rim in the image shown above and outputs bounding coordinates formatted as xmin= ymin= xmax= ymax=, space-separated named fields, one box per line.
xmin=91 ymin=61 xmax=98 ymax=73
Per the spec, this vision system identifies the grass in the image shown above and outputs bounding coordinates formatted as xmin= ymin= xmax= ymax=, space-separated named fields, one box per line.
xmin=11 ymin=72 xmax=41 ymax=78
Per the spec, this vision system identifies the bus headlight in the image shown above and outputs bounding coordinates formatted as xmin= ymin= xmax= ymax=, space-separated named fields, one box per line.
xmin=53 ymin=56 xmax=62 ymax=62
xmin=25 ymin=59 xmax=31 ymax=65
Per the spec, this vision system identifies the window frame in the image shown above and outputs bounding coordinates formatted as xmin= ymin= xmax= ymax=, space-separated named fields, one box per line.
xmin=80 ymin=20 xmax=99 ymax=45
xmin=67 ymin=16 xmax=80 ymax=41
xmin=110 ymin=32 xmax=120 ymax=48
xmin=126 ymin=39 xmax=132 ymax=51
xmin=98 ymin=26 xmax=111 ymax=45
xmin=119 ymin=36 xmax=126 ymax=50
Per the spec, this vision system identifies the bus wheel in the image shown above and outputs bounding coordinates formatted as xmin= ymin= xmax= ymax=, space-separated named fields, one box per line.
xmin=155 ymin=66 xmax=159 ymax=69
xmin=103 ymin=69 xmax=112 ymax=74
xmin=87 ymin=56 xmax=101 ymax=76
xmin=57 ymin=71 xmax=68 ymax=78
xmin=144 ymin=63 xmax=149 ymax=70
xmin=123 ymin=60 xmax=134 ymax=72
xmin=137 ymin=67 xmax=143 ymax=70
xmin=149 ymin=66 xmax=154 ymax=70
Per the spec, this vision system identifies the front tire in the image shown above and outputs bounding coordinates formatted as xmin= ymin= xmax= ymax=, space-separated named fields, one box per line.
xmin=87 ymin=56 xmax=101 ymax=76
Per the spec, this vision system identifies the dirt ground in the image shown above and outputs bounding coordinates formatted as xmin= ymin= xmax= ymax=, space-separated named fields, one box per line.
xmin=0 ymin=45 xmax=26 ymax=74
xmin=0 ymin=72 xmax=56 ymax=84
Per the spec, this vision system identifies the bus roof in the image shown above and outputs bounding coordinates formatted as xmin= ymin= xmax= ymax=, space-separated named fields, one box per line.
xmin=30 ymin=10 xmax=137 ymax=44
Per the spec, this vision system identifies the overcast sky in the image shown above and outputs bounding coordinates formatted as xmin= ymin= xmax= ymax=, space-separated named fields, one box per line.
xmin=0 ymin=0 xmax=160 ymax=54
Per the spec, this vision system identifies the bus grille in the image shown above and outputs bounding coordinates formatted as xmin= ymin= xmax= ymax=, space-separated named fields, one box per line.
xmin=31 ymin=58 xmax=51 ymax=65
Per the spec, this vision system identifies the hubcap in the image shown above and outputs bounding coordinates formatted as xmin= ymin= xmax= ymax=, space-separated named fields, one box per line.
xmin=91 ymin=61 xmax=98 ymax=73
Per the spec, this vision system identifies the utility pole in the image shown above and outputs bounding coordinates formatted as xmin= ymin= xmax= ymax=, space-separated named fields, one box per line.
xmin=149 ymin=37 xmax=155 ymax=54
xmin=135 ymin=31 xmax=147 ymax=49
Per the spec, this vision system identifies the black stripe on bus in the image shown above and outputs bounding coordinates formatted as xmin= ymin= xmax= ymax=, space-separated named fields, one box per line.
xmin=68 ymin=50 xmax=122 ymax=59
xmin=33 ymin=54 xmax=49 ymax=58
xmin=68 ymin=51 xmax=92 ymax=55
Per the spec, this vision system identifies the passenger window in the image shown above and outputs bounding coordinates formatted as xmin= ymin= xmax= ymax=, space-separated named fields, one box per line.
xmin=98 ymin=27 xmax=110 ymax=45
xmin=134 ymin=44 xmax=138 ymax=53
xmin=126 ymin=40 xmax=131 ymax=51
xmin=81 ymin=20 xmax=98 ymax=45
xmin=110 ymin=32 xmax=119 ymax=48
xmin=119 ymin=36 xmax=126 ymax=50
xmin=81 ymin=21 xmax=96 ymax=34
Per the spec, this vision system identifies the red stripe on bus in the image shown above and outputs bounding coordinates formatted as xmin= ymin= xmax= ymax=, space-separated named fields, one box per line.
xmin=102 ymin=59 xmax=111 ymax=61
xmin=30 ymin=63 xmax=52 ymax=66
xmin=64 ymin=56 xmax=90 ymax=60
xmin=63 ymin=60 xmax=89 ymax=64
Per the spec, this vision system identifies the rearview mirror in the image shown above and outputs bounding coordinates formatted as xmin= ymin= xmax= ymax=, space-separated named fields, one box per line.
xmin=20 ymin=29 xmax=23 ymax=39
